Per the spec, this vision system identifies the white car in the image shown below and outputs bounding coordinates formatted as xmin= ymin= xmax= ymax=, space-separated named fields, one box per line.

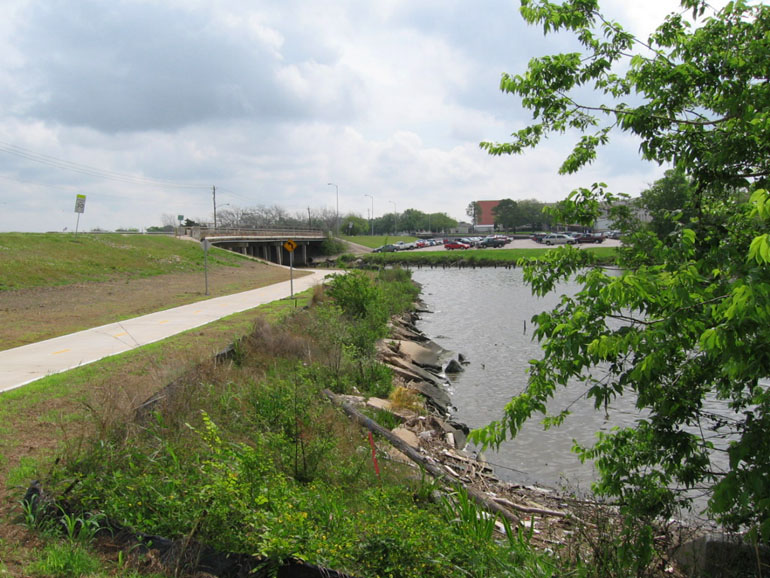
xmin=543 ymin=233 xmax=577 ymax=245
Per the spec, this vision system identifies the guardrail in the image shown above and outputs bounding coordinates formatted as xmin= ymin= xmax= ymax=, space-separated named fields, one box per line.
xmin=187 ymin=227 xmax=326 ymax=240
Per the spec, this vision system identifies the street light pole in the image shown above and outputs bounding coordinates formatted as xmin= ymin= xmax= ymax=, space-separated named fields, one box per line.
xmin=212 ymin=185 xmax=217 ymax=229
xmin=327 ymin=183 xmax=339 ymax=236
xmin=389 ymin=201 xmax=397 ymax=234
xmin=364 ymin=194 xmax=374 ymax=235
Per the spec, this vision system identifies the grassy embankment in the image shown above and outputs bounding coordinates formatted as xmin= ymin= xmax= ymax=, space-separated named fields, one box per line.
xmin=0 ymin=232 xmax=271 ymax=291
xmin=0 ymin=233 xmax=304 ymax=350
xmin=0 ymin=234 xmax=568 ymax=577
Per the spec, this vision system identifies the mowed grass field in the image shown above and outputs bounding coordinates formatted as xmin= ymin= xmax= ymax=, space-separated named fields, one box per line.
xmin=0 ymin=232 xmax=298 ymax=349
xmin=0 ymin=232 xmax=253 ymax=290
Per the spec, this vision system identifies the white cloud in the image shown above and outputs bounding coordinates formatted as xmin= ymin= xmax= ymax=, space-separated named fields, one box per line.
xmin=0 ymin=0 xmax=684 ymax=232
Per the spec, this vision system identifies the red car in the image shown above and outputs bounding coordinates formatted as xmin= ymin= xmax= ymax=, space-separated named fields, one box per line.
xmin=444 ymin=241 xmax=471 ymax=250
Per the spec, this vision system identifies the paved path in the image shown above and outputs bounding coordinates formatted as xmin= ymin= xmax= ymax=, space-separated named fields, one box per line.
xmin=0 ymin=269 xmax=335 ymax=394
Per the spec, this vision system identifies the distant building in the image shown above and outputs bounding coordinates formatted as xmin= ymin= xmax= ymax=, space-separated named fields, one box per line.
xmin=451 ymin=221 xmax=473 ymax=234
xmin=476 ymin=200 xmax=500 ymax=227
xmin=594 ymin=198 xmax=650 ymax=231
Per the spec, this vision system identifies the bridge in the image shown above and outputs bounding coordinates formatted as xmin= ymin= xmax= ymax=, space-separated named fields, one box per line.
xmin=184 ymin=227 xmax=328 ymax=266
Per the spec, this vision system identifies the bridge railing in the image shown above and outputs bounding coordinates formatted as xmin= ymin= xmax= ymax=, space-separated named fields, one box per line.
xmin=187 ymin=227 xmax=327 ymax=240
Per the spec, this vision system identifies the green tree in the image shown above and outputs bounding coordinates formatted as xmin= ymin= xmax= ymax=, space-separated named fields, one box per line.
xmin=472 ymin=0 xmax=770 ymax=545
xmin=341 ymin=214 xmax=369 ymax=236
xmin=492 ymin=198 xmax=525 ymax=232
xmin=396 ymin=208 xmax=425 ymax=232
xmin=517 ymin=199 xmax=551 ymax=231
xmin=637 ymin=169 xmax=697 ymax=239
xmin=466 ymin=201 xmax=481 ymax=225
xmin=428 ymin=212 xmax=458 ymax=233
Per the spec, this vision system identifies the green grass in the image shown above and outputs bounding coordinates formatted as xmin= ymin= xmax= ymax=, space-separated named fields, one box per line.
xmin=0 ymin=287 xmax=317 ymax=414
xmin=46 ymin=270 xmax=559 ymax=576
xmin=27 ymin=542 xmax=101 ymax=577
xmin=342 ymin=235 xmax=418 ymax=249
xmin=0 ymin=288 xmax=317 ymax=491
xmin=0 ymin=232 xmax=253 ymax=290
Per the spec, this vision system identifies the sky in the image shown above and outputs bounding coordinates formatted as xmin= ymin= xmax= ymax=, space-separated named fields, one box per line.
xmin=0 ymin=0 xmax=696 ymax=233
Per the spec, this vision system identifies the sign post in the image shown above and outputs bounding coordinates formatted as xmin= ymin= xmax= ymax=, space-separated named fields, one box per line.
xmin=202 ymin=238 xmax=211 ymax=296
xmin=74 ymin=194 xmax=86 ymax=236
xmin=283 ymin=239 xmax=297 ymax=298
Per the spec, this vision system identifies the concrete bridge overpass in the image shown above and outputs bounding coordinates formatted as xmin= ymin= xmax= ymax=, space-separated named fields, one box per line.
xmin=185 ymin=227 xmax=327 ymax=266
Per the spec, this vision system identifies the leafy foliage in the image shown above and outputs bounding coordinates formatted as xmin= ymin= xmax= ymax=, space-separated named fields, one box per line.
xmin=473 ymin=0 xmax=770 ymax=543
xmin=59 ymin=268 xmax=559 ymax=576
xmin=636 ymin=168 xmax=698 ymax=239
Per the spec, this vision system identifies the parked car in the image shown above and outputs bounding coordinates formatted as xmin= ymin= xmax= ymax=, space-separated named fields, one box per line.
xmin=444 ymin=240 xmax=471 ymax=250
xmin=531 ymin=233 xmax=547 ymax=243
xmin=543 ymin=233 xmax=577 ymax=245
xmin=574 ymin=232 xmax=605 ymax=244
xmin=372 ymin=244 xmax=398 ymax=253
xmin=477 ymin=236 xmax=507 ymax=248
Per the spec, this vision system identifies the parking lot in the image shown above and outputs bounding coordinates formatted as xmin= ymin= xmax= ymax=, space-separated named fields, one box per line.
xmin=392 ymin=236 xmax=622 ymax=252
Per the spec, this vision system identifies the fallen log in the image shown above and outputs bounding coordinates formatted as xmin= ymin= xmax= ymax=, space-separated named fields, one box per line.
xmin=492 ymin=496 xmax=567 ymax=519
xmin=323 ymin=389 xmax=521 ymax=527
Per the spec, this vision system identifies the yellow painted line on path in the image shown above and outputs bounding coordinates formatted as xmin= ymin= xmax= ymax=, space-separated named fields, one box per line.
xmin=159 ymin=320 xmax=169 ymax=324
xmin=113 ymin=332 xmax=128 ymax=338
xmin=52 ymin=349 xmax=71 ymax=355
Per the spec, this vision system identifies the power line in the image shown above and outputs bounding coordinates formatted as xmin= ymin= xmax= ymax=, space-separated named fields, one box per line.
xmin=0 ymin=140 xmax=210 ymax=190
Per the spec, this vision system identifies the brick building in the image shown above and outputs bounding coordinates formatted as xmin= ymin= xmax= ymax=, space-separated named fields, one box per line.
xmin=475 ymin=200 xmax=501 ymax=228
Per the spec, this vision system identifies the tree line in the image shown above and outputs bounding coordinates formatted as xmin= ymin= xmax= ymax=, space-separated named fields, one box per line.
xmin=156 ymin=205 xmax=459 ymax=235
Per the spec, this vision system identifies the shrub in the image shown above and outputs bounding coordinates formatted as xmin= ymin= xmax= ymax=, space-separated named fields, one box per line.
xmin=389 ymin=386 xmax=424 ymax=413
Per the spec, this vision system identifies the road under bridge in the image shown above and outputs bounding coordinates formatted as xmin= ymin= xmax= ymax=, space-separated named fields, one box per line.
xmin=184 ymin=227 xmax=328 ymax=266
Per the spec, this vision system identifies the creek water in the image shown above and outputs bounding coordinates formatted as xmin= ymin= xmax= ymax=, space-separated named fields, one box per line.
xmin=411 ymin=266 xmax=617 ymax=492
xmin=410 ymin=267 xmax=735 ymax=505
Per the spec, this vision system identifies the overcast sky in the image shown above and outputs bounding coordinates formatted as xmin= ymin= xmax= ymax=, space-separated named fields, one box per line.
xmin=0 ymin=0 xmax=695 ymax=232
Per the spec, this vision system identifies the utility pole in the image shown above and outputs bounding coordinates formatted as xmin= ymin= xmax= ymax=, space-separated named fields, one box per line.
xmin=212 ymin=185 xmax=217 ymax=230
xmin=364 ymin=194 xmax=374 ymax=236
xmin=328 ymin=183 xmax=339 ymax=236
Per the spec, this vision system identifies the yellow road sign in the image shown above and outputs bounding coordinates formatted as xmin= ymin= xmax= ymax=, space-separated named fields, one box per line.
xmin=284 ymin=239 xmax=297 ymax=252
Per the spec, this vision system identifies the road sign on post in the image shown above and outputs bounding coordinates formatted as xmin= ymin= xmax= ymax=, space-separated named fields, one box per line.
xmin=73 ymin=194 xmax=87 ymax=235
xmin=284 ymin=239 xmax=296 ymax=298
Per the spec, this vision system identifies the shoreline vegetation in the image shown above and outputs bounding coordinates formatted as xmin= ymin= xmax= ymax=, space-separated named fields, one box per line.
xmin=0 ymin=234 xmax=707 ymax=576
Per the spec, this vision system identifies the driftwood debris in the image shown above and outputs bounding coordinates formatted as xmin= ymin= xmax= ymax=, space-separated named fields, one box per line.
xmin=323 ymin=389 xmax=521 ymax=527
xmin=492 ymin=496 xmax=567 ymax=519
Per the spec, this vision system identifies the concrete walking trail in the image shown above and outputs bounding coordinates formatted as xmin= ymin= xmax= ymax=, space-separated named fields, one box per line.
xmin=0 ymin=269 xmax=335 ymax=394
